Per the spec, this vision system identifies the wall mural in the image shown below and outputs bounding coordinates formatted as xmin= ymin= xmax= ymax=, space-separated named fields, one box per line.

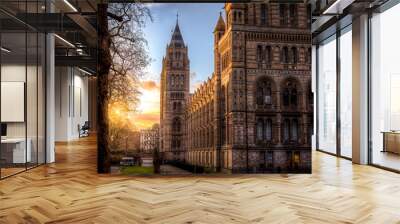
xmin=100 ymin=2 xmax=312 ymax=175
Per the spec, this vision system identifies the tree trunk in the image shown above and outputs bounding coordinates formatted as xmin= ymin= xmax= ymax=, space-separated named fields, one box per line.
xmin=97 ymin=3 xmax=111 ymax=173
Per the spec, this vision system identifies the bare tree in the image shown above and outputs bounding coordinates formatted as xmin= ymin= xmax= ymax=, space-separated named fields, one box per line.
xmin=97 ymin=3 xmax=111 ymax=173
xmin=97 ymin=2 xmax=151 ymax=173
xmin=108 ymin=3 xmax=151 ymax=111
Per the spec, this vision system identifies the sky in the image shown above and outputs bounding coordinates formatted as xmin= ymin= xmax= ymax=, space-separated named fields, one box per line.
xmin=134 ymin=3 xmax=224 ymax=129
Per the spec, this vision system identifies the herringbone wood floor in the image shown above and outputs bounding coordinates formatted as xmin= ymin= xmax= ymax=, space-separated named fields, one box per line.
xmin=1 ymin=136 xmax=400 ymax=224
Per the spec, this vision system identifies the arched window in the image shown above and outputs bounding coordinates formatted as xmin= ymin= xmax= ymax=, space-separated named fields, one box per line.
xmin=172 ymin=117 xmax=181 ymax=132
xmin=282 ymin=47 xmax=289 ymax=63
xmin=282 ymin=80 xmax=298 ymax=107
xmin=256 ymin=86 xmax=264 ymax=105
xmin=282 ymin=118 xmax=299 ymax=143
xmin=265 ymin=119 xmax=272 ymax=141
xmin=257 ymin=45 xmax=263 ymax=62
xmin=291 ymin=47 xmax=297 ymax=64
xmin=265 ymin=46 xmax=272 ymax=64
xmin=265 ymin=87 xmax=272 ymax=104
xmin=257 ymin=119 xmax=263 ymax=141
xmin=283 ymin=88 xmax=290 ymax=106
xmin=291 ymin=88 xmax=297 ymax=105
xmin=307 ymin=47 xmax=312 ymax=64
xmin=290 ymin=119 xmax=298 ymax=141
xmin=261 ymin=4 xmax=267 ymax=25
xmin=283 ymin=119 xmax=290 ymax=142
xmin=289 ymin=4 xmax=297 ymax=26
xmin=280 ymin=4 xmax=287 ymax=25
xmin=256 ymin=79 xmax=273 ymax=105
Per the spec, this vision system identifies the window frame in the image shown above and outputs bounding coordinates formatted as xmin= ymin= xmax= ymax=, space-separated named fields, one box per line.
xmin=315 ymin=24 xmax=353 ymax=160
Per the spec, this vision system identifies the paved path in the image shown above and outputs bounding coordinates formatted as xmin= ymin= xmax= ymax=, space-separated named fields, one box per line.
xmin=160 ymin=164 xmax=192 ymax=175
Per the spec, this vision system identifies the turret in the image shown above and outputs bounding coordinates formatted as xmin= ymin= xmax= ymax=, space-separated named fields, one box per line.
xmin=214 ymin=12 xmax=226 ymax=43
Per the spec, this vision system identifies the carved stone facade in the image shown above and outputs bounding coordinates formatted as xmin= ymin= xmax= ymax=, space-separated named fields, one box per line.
xmin=162 ymin=3 xmax=312 ymax=173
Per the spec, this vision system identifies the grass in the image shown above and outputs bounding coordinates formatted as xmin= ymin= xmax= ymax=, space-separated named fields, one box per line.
xmin=120 ymin=166 xmax=154 ymax=175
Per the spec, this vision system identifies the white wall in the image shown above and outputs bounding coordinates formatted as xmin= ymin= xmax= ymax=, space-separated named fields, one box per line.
xmin=55 ymin=66 xmax=69 ymax=141
xmin=72 ymin=72 xmax=89 ymax=138
xmin=55 ymin=67 xmax=89 ymax=141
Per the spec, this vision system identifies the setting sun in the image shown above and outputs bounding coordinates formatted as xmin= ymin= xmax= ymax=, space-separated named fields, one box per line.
xmin=133 ymin=80 xmax=160 ymax=129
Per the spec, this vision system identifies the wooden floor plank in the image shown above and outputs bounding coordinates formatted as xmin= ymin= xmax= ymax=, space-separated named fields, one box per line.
xmin=0 ymin=136 xmax=399 ymax=223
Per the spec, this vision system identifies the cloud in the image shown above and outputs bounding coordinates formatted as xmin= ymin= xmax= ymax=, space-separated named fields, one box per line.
xmin=132 ymin=113 xmax=160 ymax=130
xmin=141 ymin=80 xmax=159 ymax=91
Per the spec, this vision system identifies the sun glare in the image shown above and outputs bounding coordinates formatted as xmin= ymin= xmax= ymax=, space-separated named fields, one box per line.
xmin=133 ymin=81 xmax=161 ymax=129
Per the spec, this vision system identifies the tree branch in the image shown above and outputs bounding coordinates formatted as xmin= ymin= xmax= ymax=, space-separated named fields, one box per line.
xmin=107 ymin=12 xmax=123 ymax=22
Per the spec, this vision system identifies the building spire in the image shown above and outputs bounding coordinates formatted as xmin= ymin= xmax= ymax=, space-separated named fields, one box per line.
xmin=170 ymin=13 xmax=184 ymax=47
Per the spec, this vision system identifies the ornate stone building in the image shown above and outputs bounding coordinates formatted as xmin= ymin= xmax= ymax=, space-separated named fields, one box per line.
xmin=162 ymin=3 xmax=312 ymax=173
xmin=160 ymin=20 xmax=190 ymax=161
xmin=140 ymin=124 xmax=160 ymax=154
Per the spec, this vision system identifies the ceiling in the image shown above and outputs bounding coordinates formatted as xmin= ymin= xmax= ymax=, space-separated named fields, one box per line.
xmin=0 ymin=0 xmax=98 ymax=72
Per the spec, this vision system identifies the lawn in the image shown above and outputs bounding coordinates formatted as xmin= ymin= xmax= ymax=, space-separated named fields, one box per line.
xmin=120 ymin=166 xmax=154 ymax=175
